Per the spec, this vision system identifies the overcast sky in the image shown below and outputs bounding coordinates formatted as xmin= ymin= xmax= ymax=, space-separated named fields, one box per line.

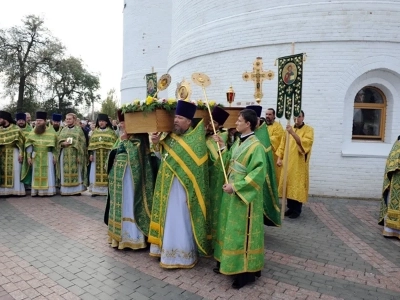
xmin=0 ymin=0 xmax=123 ymax=108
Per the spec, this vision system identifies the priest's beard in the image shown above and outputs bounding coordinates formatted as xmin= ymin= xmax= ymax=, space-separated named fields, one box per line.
xmin=173 ymin=127 xmax=186 ymax=136
xmin=17 ymin=123 xmax=26 ymax=129
xmin=53 ymin=124 xmax=60 ymax=131
xmin=34 ymin=124 xmax=46 ymax=135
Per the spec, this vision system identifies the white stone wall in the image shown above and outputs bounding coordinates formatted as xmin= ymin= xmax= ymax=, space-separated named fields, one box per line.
xmin=121 ymin=0 xmax=172 ymax=103
xmin=123 ymin=0 xmax=400 ymax=198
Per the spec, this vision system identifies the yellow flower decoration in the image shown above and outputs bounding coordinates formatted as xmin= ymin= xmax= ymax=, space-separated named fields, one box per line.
xmin=146 ymin=96 xmax=154 ymax=105
xmin=133 ymin=99 xmax=140 ymax=105
xmin=197 ymin=99 xmax=204 ymax=106
xmin=167 ymin=98 xmax=176 ymax=105
xmin=209 ymin=100 xmax=216 ymax=106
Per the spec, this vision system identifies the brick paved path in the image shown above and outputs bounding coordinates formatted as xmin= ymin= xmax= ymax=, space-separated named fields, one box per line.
xmin=1 ymin=193 xmax=399 ymax=300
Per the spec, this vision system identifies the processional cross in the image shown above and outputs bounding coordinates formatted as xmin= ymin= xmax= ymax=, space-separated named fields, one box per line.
xmin=242 ymin=57 xmax=274 ymax=104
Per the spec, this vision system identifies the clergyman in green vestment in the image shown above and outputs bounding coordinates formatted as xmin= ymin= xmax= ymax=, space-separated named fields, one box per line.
xmin=213 ymin=109 xmax=266 ymax=289
xmin=47 ymin=113 xmax=63 ymax=135
xmin=16 ymin=112 xmax=32 ymax=138
xmin=23 ymin=111 xmax=58 ymax=196
xmin=57 ymin=113 xmax=87 ymax=195
xmin=148 ymin=100 xmax=211 ymax=269
xmin=246 ymin=105 xmax=281 ymax=226
xmin=205 ymin=106 xmax=230 ymax=248
xmin=379 ymin=136 xmax=400 ymax=239
xmin=88 ymin=113 xmax=117 ymax=196
xmin=105 ymin=110 xmax=155 ymax=250
xmin=0 ymin=111 xmax=26 ymax=196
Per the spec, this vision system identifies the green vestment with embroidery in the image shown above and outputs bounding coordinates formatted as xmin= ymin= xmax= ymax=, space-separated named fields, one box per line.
xmin=108 ymin=134 xmax=155 ymax=243
xmin=214 ymin=135 xmax=266 ymax=275
xmin=0 ymin=124 xmax=24 ymax=188
xmin=206 ymin=131 xmax=228 ymax=247
xmin=20 ymin=125 xmax=32 ymax=138
xmin=88 ymin=127 xmax=117 ymax=187
xmin=57 ymin=125 xmax=87 ymax=187
xmin=255 ymin=122 xmax=281 ymax=226
xmin=22 ymin=129 xmax=57 ymax=189
xmin=379 ymin=138 xmax=400 ymax=232
xmin=148 ymin=121 xmax=211 ymax=256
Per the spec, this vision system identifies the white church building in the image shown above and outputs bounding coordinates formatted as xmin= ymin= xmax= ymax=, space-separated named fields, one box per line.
xmin=121 ymin=0 xmax=400 ymax=199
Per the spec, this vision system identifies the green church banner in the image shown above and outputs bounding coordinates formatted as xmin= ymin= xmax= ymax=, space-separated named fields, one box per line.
xmin=276 ymin=53 xmax=305 ymax=120
xmin=146 ymin=72 xmax=157 ymax=98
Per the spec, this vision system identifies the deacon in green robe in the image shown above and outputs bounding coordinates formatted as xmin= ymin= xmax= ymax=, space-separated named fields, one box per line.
xmin=0 ymin=111 xmax=26 ymax=196
xmin=16 ymin=112 xmax=32 ymax=138
xmin=148 ymin=100 xmax=211 ymax=269
xmin=379 ymin=136 xmax=400 ymax=239
xmin=47 ymin=113 xmax=63 ymax=135
xmin=57 ymin=113 xmax=87 ymax=195
xmin=23 ymin=111 xmax=58 ymax=196
xmin=246 ymin=105 xmax=281 ymax=226
xmin=205 ymin=106 xmax=230 ymax=248
xmin=105 ymin=110 xmax=155 ymax=249
xmin=88 ymin=113 xmax=117 ymax=196
xmin=213 ymin=108 xmax=266 ymax=289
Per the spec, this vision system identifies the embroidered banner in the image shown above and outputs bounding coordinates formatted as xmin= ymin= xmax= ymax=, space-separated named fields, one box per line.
xmin=145 ymin=72 xmax=157 ymax=98
xmin=276 ymin=53 xmax=304 ymax=119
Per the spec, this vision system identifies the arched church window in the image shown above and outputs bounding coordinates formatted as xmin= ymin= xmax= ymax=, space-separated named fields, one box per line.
xmin=352 ymin=86 xmax=386 ymax=141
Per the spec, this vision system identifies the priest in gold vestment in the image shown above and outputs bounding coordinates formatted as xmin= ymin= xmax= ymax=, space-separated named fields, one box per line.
xmin=277 ymin=110 xmax=314 ymax=219
xmin=213 ymin=109 xmax=266 ymax=289
xmin=265 ymin=108 xmax=284 ymax=183
xmin=0 ymin=111 xmax=25 ymax=196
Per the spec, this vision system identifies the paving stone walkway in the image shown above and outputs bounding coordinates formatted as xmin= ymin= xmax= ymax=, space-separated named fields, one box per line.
xmin=1 ymin=193 xmax=399 ymax=300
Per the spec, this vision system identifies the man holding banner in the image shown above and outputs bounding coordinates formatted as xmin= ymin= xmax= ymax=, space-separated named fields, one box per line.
xmin=276 ymin=110 xmax=314 ymax=218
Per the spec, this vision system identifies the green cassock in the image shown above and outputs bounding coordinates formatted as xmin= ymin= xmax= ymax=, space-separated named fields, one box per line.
xmin=206 ymin=131 xmax=228 ymax=247
xmin=57 ymin=125 xmax=87 ymax=187
xmin=379 ymin=138 xmax=400 ymax=236
xmin=0 ymin=124 xmax=24 ymax=188
xmin=214 ymin=135 xmax=266 ymax=275
xmin=107 ymin=134 xmax=155 ymax=244
xmin=255 ymin=122 xmax=281 ymax=226
xmin=20 ymin=124 xmax=32 ymax=139
xmin=22 ymin=129 xmax=57 ymax=189
xmin=87 ymin=127 xmax=118 ymax=189
xmin=148 ymin=121 xmax=211 ymax=256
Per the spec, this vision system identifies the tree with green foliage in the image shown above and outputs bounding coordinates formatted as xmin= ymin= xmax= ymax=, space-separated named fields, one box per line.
xmin=44 ymin=56 xmax=100 ymax=116
xmin=101 ymin=89 xmax=119 ymax=120
xmin=0 ymin=15 xmax=64 ymax=111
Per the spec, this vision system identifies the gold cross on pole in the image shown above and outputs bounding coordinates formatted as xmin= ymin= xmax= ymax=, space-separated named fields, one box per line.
xmin=242 ymin=57 xmax=274 ymax=104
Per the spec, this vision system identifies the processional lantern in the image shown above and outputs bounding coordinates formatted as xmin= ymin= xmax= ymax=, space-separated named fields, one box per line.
xmin=226 ymin=86 xmax=235 ymax=107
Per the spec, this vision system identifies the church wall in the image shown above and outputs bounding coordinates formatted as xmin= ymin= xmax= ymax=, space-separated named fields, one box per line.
xmin=166 ymin=41 xmax=400 ymax=199
xmin=121 ymin=0 xmax=172 ymax=103
xmin=122 ymin=0 xmax=400 ymax=198
xmin=165 ymin=0 xmax=400 ymax=199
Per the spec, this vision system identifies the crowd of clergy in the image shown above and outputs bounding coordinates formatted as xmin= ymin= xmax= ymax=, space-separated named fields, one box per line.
xmin=0 ymin=101 xmax=315 ymax=289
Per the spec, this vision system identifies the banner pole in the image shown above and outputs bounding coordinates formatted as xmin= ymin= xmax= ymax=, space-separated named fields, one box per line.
xmin=281 ymin=42 xmax=295 ymax=220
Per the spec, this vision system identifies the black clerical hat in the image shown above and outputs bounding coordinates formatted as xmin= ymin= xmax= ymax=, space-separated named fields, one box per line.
xmin=211 ymin=106 xmax=229 ymax=126
xmin=176 ymin=100 xmax=196 ymax=120
xmin=246 ymin=105 xmax=262 ymax=118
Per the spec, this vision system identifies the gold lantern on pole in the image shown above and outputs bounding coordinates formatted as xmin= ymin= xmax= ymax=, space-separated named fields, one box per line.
xmin=226 ymin=86 xmax=235 ymax=107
